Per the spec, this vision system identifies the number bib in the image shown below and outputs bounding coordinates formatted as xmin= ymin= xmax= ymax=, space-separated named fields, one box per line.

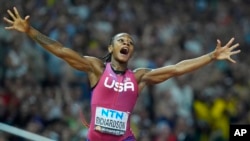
xmin=94 ymin=107 xmax=129 ymax=136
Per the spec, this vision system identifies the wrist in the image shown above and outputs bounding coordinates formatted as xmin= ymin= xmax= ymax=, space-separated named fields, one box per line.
xmin=209 ymin=52 xmax=215 ymax=61
xmin=27 ymin=27 xmax=37 ymax=38
xmin=26 ymin=26 xmax=32 ymax=34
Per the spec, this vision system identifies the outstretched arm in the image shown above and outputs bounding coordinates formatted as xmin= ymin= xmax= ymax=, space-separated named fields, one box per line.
xmin=137 ymin=38 xmax=241 ymax=85
xmin=3 ymin=7 xmax=102 ymax=73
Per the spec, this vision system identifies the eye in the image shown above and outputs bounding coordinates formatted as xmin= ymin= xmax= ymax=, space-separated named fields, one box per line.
xmin=130 ymin=41 xmax=134 ymax=46
xmin=118 ymin=39 xmax=124 ymax=42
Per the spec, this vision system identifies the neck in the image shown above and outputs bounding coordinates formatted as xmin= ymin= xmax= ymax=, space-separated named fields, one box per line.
xmin=110 ymin=61 xmax=127 ymax=72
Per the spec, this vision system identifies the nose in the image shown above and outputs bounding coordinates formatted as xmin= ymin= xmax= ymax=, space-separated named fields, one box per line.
xmin=123 ymin=40 xmax=130 ymax=46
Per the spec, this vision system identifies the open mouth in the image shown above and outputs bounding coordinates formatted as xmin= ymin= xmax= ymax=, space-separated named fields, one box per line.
xmin=120 ymin=48 xmax=129 ymax=55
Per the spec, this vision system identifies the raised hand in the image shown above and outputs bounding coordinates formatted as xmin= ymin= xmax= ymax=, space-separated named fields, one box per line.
xmin=213 ymin=38 xmax=241 ymax=63
xmin=3 ymin=7 xmax=30 ymax=33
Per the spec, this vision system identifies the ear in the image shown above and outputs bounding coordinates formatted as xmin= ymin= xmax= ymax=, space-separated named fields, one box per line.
xmin=108 ymin=45 xmax=113 ymax=53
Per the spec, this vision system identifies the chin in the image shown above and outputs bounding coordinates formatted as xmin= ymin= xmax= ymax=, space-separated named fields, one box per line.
xmin=118 ymin=59 xmax=128 ymax=63
xmin=118 ymin=58 xmax=129 ymax=63
xmin=115 ymin=54 xmax=131 ymax=63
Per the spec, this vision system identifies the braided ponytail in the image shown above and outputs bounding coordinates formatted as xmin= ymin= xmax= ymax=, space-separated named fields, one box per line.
xmin=102 ymin=36 xmax=114 ymax=62
xmin=102 ymin=52 xmax=112 ymax=62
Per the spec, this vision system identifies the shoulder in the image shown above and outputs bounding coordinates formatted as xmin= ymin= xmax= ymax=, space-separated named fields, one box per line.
xmin=84 ymin=56 xmax=105 ymax=68
xmin=133 ymin=68 xmax=152 ymax=74
xmin=83 ymin=55 xmax=105 ymax=75
xmin=84 ymin=56 xmax=106 ymax=87
xmin=84 ymin=56 xmax=103 ymax=62
xmin=133 ymin=68 xmax=152 ymax=82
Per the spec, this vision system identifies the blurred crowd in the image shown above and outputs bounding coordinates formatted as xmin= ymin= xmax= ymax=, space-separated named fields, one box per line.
xmin=0 ymin=0 xmax=250 ymax=141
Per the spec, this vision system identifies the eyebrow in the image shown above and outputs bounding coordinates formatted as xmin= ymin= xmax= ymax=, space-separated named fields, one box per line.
xmin=116 ymin=36 xmax=134 ymax=43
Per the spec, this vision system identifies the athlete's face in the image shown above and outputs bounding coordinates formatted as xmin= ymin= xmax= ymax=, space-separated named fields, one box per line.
xmin=109 ymin=33 xmax=134 ymax=63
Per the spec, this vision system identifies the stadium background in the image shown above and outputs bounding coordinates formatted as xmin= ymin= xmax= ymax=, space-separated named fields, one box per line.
xmin=0 ymin=0 xmax=249 ymax=141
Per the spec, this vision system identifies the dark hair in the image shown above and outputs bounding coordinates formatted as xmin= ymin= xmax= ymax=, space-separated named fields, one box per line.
xmin=109 ymin=37 xmax=114 ymax=46
xmin=102 ymin=37 xmax=114 ymax=62
xmin=102 ymin=52 xmax=112 ymax=62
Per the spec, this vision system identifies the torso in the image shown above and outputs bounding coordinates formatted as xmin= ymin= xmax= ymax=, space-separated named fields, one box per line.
xmin=87 ymin=63 xmax=138 ymax=141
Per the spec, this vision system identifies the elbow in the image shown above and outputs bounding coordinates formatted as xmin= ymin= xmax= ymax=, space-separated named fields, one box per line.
xmin=43 ymin=43 xmax=65 ymax=58
xmin=55 ymin=47 xmax=68 ymax=58
xmin=144 ymin=74 xmax=171 ymax=85
xmin=175 ymin=68 xmax=184 ymax=76
xmin=174 ymin=63 xmax=193 ymax=76
xmin=56 ymin=51 xmax=64 ymax=58
xmin=172 ymin=65 xmax=182 ymax=76
xmin=175 ymin=66 xmax=194 ymax=76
